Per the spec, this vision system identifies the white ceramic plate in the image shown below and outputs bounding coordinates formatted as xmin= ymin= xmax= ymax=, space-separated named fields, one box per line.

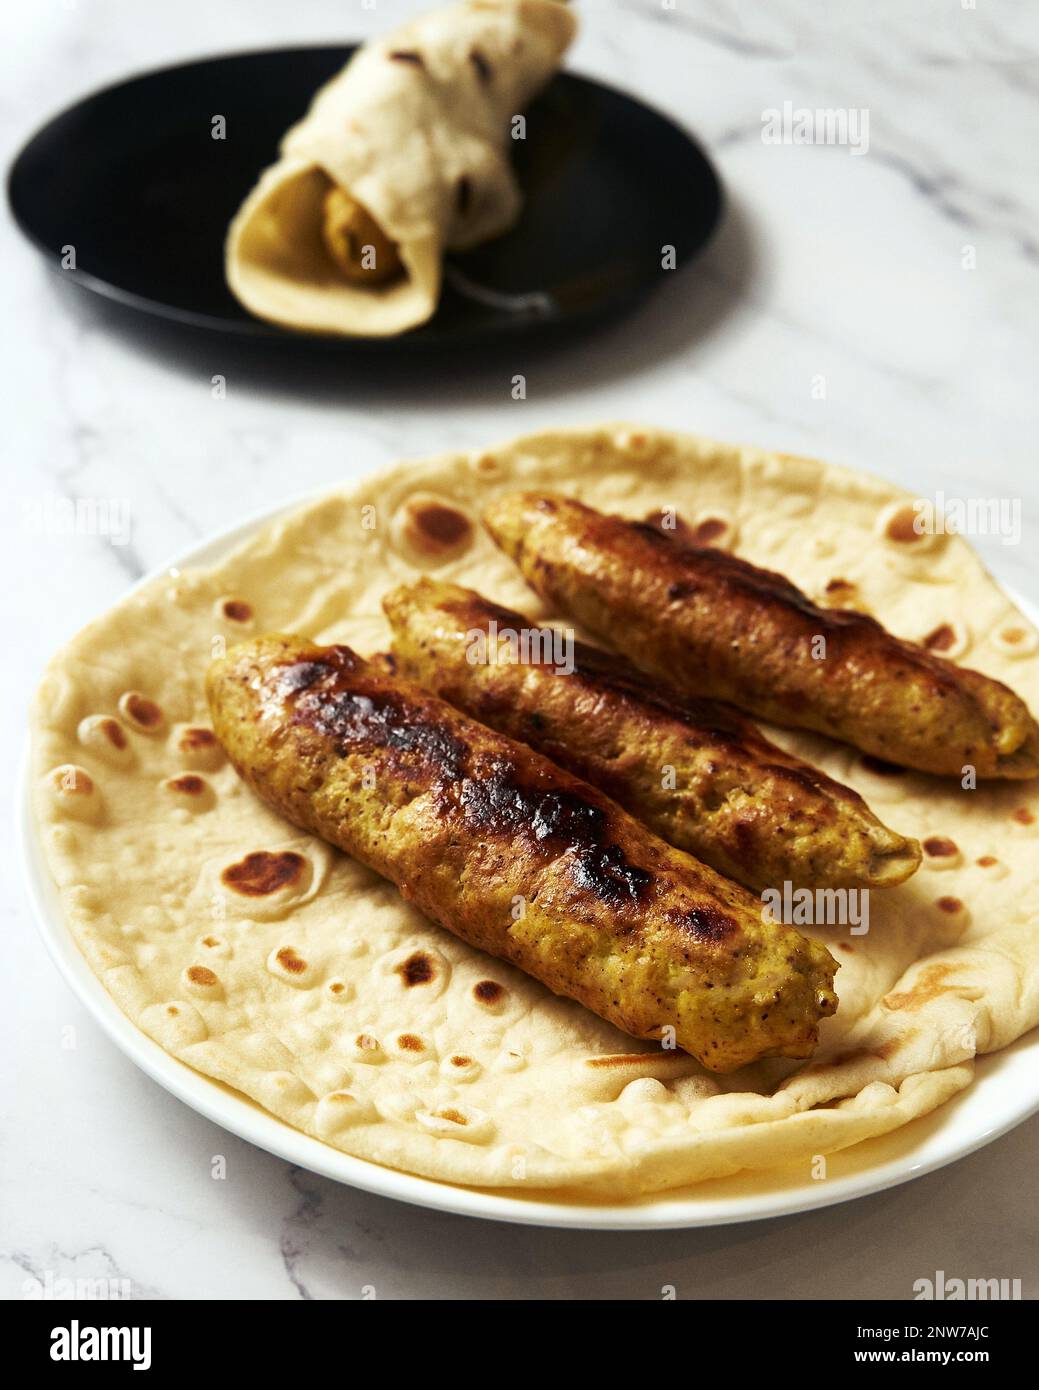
xmin=19 ymin=497 xmax=1039 ymax=1229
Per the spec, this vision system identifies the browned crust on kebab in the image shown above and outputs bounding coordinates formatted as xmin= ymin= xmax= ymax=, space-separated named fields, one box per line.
xmin=206 ymin=635 xmax=838 ymax=1072
xmin=383 ymin=578 xmax=921 ymax=892
xmin=481 ymin=493 xmax=1039 ymax=779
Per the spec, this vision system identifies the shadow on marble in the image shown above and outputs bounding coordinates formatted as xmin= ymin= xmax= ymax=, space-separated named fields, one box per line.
xmin=45 ymin=195 xmax=759 ymax=410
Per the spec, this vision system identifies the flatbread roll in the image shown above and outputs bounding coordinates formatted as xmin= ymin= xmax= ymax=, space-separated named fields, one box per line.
xmin=225 ymin=0 xmax=576 ymax=336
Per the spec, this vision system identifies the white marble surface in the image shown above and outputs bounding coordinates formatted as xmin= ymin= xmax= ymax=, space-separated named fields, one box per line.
xmin=4 ymin=0 xmax=1039 ymax=1300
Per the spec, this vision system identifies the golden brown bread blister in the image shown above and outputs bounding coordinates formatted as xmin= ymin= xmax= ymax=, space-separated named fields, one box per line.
xmin=383 ymin=578 xmax=921 ymax=893
xmin=482 ymin=493 xmax=1039 ymax=780
xmin=206 ymin=634 xmax=838 ymax=1072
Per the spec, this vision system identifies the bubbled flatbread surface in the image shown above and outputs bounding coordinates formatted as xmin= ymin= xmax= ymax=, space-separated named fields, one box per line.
xmin=31 ymin=427 xmax=1039 ymax=1195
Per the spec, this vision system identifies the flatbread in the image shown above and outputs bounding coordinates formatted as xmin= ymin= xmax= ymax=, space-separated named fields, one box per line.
xmin=31 ymin=426 xmax=1039 ymax=1195
xmin=226 ymin=0 xmax=576 ymax=336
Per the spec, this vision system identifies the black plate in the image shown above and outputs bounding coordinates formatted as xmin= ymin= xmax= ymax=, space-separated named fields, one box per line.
xmin=7 ymin=47 xmax=722 ymax=351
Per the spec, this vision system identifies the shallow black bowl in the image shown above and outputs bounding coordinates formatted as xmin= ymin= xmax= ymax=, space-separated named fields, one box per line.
xmin=7 ymin=47 xmax=722 ymax=351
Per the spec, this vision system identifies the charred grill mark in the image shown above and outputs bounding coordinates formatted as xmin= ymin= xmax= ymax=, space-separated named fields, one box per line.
xmin=445 ymin=756 xmax=652 ymax=907
xmin=456 ymin=761 xmax=600 ymax=840
xmin=456 ymin=176 xmax=472 ymax=215
xmin=666 ymin=905 xmax=738 ymax=943
xmin=277 ymin=659 xmax=338 ymax=694
xmin=272 ymin=644 xmax=657 ymax=909
xmin=277 ymin=650 xmax=468 ymax=781
xmin=296 ymin=686 xmax=468 ymax=776
xmin=571 ymin=842 xmax=651 ymax=905
xmin=557 ymin=502 xmax=972 ymax=690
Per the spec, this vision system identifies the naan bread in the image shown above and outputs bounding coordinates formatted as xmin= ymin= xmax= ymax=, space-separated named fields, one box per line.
xmin=226 ymin=0 xmax=576 ymax=336
xmin=31 ymin=427 xmax=1039 ymax=1195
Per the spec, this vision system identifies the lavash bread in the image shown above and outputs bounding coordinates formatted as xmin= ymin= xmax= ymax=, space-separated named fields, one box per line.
xmin=31 ymin=427 xmax=1039 ymax=1195
xmin=225 ymin=0 xmax=576 ymax=336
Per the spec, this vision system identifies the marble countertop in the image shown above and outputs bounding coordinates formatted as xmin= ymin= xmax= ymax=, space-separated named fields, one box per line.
xmin=4 ymin=0 xmax=1038 ymax=1300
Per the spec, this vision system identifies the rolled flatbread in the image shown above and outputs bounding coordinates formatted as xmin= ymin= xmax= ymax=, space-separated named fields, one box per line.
xmin=225 ymin=0 xmax=577 ymax=336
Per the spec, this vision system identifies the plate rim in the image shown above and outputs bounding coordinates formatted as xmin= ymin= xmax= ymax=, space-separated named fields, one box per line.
xmin=19 ymin=489 xmax=1039 ymax=1230
xmin=5 ymin=45 xmax=723 ymax=348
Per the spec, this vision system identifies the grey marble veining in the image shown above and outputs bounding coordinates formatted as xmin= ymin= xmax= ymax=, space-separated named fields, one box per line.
xmin=3 ymin=0 xmax=1038 ymax=1299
